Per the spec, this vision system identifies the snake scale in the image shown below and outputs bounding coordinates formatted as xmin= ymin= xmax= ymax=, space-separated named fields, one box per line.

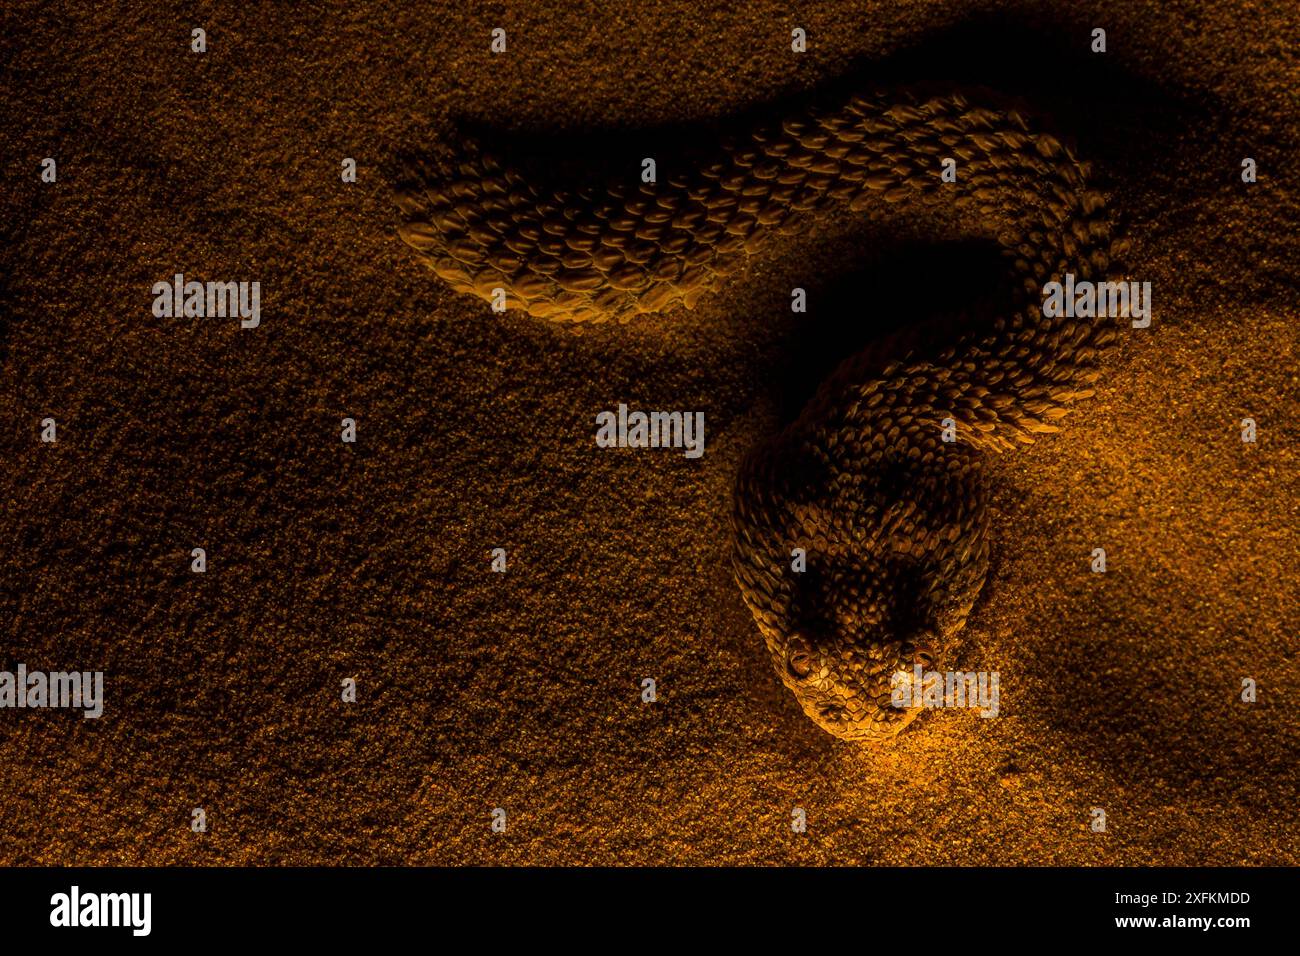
xmin=395 ymin=88 xmax=1126 ymax=742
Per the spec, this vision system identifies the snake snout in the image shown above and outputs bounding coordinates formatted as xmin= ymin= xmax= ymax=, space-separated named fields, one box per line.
xmin=817 ymin=701 xmax=846 ymax=722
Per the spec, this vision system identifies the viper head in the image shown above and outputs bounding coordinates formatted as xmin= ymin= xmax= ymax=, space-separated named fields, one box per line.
xmin=731 ymin=422 xmax=989 ymax=743
xmin=783 ymin=633 xmax=938 ymax=740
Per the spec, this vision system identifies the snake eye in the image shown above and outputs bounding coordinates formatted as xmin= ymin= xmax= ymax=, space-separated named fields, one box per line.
xmin=787 ymin=639 xmax=815 ymax=679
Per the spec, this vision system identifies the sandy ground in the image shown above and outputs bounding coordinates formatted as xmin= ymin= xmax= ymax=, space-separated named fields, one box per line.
xmin=1 ymin=0 xmax=1297 ymax=864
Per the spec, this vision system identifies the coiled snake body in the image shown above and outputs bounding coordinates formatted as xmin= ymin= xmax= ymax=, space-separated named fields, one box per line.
xmin=397 ymin=89 xmax=1123 ymax=742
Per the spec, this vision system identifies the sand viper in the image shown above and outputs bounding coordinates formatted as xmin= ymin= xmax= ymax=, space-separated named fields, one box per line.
xmin=395 ymin=89 xmax=1126 ymax=742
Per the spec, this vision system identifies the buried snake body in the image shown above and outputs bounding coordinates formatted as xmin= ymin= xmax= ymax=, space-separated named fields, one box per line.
xmin=396 ymin=90 xmax=1126 ymax=743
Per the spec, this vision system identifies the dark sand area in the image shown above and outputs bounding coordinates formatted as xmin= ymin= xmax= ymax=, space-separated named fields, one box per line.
xmin=1 ymin=0 xmax=1297 ymax=863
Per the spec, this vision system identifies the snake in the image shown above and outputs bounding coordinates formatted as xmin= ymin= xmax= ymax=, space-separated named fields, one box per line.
xmin=394 ymin=87 xmax=1126 ymax=743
